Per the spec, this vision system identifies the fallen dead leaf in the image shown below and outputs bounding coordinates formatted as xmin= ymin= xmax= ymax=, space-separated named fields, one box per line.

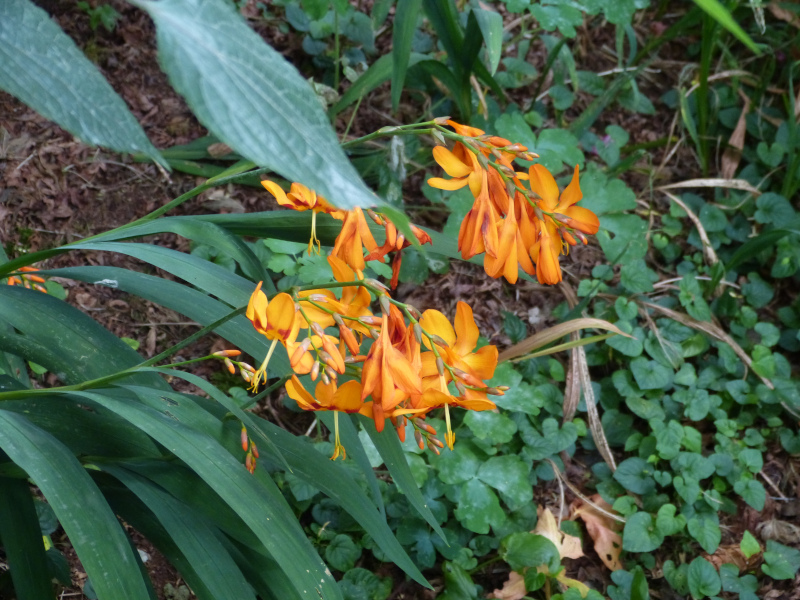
xmin=534 ymin=507 xmax=584 ymax=560
xmin=721 ymin=92 xmax=750 ymax=179
xmin=571 ymin=494 xmax=623 ymax=571
xmin=704 ymin=543 xmax=762 ymax=572
xmin=769 ymin=3 xmax=800 ymax=29
xmin=488 ymin=571 xmax=526 ymax=600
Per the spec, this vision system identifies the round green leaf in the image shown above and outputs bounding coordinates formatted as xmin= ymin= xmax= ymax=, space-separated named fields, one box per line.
xmin=500 ymin=532 xmax=560 ymax=572
xmin=622 ymin=512 xmax=664 ymax=553
xmin=687 ymin=557 xmax=721 ymax=598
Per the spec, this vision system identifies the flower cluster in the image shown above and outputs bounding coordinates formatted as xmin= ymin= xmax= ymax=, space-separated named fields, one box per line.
xmin=428 ymin=120 xmax=599 ymax=285
xmin=242 ymin=253 xmax=503 ymax=460
xmin=6 ymin=267 xmax=48 ymax=293
xmin=262 ymin=180 xmax=432 ymax=289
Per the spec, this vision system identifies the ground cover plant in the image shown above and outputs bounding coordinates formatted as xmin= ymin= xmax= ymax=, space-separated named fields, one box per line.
xmin=1 ymin=0 xmax=800 ymax=599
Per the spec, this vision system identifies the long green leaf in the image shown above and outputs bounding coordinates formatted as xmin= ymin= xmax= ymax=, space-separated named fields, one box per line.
xmin=691 ymin=0 xmax=761 ymax=54
xmin=360 ymin=415 xmax=445 ymax=540
xmin=86 ymin=217 xmax=268 ymax=285
xmin=0 ymin=287 xmax=167 ymax=390
xmin=0 ymin=0 xmax=165 ymax=167
xmin=44 ymin=266 xmax=287 ymax=374
xmin=0 ymin=477 xmax=52 ymax=600
xmin=1 ymin=396 xmax=161 ymax=458
xmin=391 ymin=0 xmax=423 ymax=111
xmin=133 ymin=0 xmax=380 ymax=211
xmin=100 ymin=481 xmax=225 ymax=600
xmin=102 ymin=465 xmax=257 ymax=600
xmin=0 ymin=410 xmax=151 ymax=600
xmin=472 ymin=5 xmax=503 ymax=75
xmin=73 ymin=391 xmax=341 ymax=600
xmin=726 ymin=220 xmax=800 ymax=272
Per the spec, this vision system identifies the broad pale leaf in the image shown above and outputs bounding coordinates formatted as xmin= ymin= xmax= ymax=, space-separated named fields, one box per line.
xmin=134 ymin=0 xmax=380 ymax=210
xmin=0 ymin=0 xmax=164 ymax=166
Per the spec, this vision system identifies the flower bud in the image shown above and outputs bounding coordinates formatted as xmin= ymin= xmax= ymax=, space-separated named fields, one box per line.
xmin=486 ymin=387 xmax=505 ymax=396
xmin=413 ymin=323 xmax=422 ymax=344
xmin=213 ymin=349 xmax=242 ymax=358
xmin=241 ymin=426 xmax=249 ymax=452
xmin=367 ymin=209 xmax=384 ymax=225
xmin=496 ymin=385 xmax=510 ymax=392
xmin=427 ymin=441 xmax=441 ymax=455
xmin=324 ymin=365 xmax=338 ymax=381
xmin=308 ymin=294 xmax=329 ymax=302
xmin=414 ymin=429 xmax=425 ymax=450
xmin=321 ymin=371 xmax=330 ymax=385
xmin=436 ymin=357 xmax=445 ymax=377
xmin=251 ymin=443 xmax=259 ymax=459
xmin=364 ymin=278 xmax=390 ymax=292
xmin=311 ymin=322 xmax=325 ymax=337
xmin=311 ymin=361 xmax=320 ymax=381
xmin=433 ymin=116 xmax=451 ymax=125
xmin=455 ymin=381 xmax=467 ymax=396
xmin=429 ymin=334 xmax=449 ymax=348
xmin=395 ymin=234 xmax=405 ymax=250
xmin=406 ymin=304 xmax=420 ymax=319
xmin=379 ymin=295 xmax=392 ymax=315
xmin=432 ymin=130 xmax=446 ymax=146
xmin=224 ymin=358 xmax=235 ymax=374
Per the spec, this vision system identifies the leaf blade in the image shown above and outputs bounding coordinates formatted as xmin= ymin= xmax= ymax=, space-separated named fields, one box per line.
xmin=0 ymin=0 xmax=165 ymax=166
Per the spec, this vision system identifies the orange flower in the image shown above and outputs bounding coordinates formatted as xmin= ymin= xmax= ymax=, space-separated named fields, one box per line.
xmin=246 ymin=284 xmax=299 ymax=390
xmin=262 ymin=180 xmax=345 ymax=254
xmin=421 ymin=386 xmax=496 ymax=449
xmin=427 ymin=143 xmax=483 ymax=197
xmin=419 ymin=302 xmax=498 ymax=385
xmin=286 ymin=376 xmax=363 ymax=459
xmin=528 ymin=164 xmax=599 ymax=235
xmin=360 ymin=311 xmax=422 ymax=432
xmin=530 ymin=220 xmax=563 ymax=285
xmin=483 ymin=202 xmax=536 ymax=284
xmin=458 ymin=170 xmax=501 ymax=260
xmin=330 ymin=207 xmax=380 ymax=272
xmin=368 ymin=220 xmax=434 ymax=289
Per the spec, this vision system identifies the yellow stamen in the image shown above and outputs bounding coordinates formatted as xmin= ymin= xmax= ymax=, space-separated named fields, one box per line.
xmin=330 ymin=411 xmax=346 ymax=460
xmin=444 ymin=403 xmax=455 ymax=450
xmin=249 ymin=338 xmax=279 ymax=392
xmin=308 ymin=210 xmax=322 ymax=255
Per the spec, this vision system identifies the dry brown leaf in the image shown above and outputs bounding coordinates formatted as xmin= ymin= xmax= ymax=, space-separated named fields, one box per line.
xmin=535 ymin=508 xmax=584 ymax=560
xmin=499 ymin=318 xmax=629 ymax=362
xmin=769 ymin=3 xmax=800 ymax=29
xmin=704 ymin=543 xmax=762 ymax=572
xmin=721 ymin=94 xmax=750 ymax=179
xmin=571 ymin=495 xmax=623 ymax=571
xmin=488 ymin=571 xmax=526 ymax=600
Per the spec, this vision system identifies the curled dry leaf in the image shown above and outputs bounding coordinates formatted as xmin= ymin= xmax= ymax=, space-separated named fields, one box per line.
xmin=535 ymin=507 xmax=584 ymax=560
xmin=571 ymin=494 xmax=623 ymax=571
xmin=721 ymin=93 xmax=750 ymax=180
xmin=488 ymin=571 xmax=526 ymax=600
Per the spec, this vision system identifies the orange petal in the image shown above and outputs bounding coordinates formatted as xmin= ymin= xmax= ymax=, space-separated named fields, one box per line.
xmin=462 ymin=345 xmax=498 ymax=381
xmin=419 ymin=309 xmax=456 ymax=348
xmin=446 ymin=120 xmax=485 ymax=138
xmin=427 ymin=176 xmax=468 ymax=191
xmin=332 ymin=380 xmax=363 ymax=412
xmin=453 ymin=302 xmax=479 ymax=356
xmin=433 ymin=146 xmax=473 ymax=178
xmin=286 ymin=376 xmax=318 ymax=411
xmin=563 ymin=205 xmax=600 ymax=235
xmin=528 ymin=164 xmax=559 ymax=209
xmin=557 ymin=165 xmax=582 ymax=209
xmin=265 ymin=293 xmax=298 ymax=341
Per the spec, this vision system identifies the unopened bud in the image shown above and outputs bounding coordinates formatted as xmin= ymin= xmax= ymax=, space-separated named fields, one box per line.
xmin=429 ymin=334 xmax=449 ymax=348
xmin=311 ymin=322 xmax=325 ymax=337
xmin=415 ymin=429 xmax=425 ymax=450
xmin=379 ymin=295 xmax=392 ymax=315
xmin=455 ymin=381 xmax=467 ymax=396
xmin=290 ymin=338 xmax=312 ymax=367
xmin=486 ymin=387 xmax=505 ymax=396
xmin=406 ymin=304 xmax=420 ymax=319
xmin=33 ymin=284 xmax=48 ymax=293
xmin=506 ymin=143 xmax=525 ymax=152
xmin=324 ymin=365 xmax=338 ymax=381
xmin=213 ymin=349 xmax=242 ymax=358
xmin=224 ymin=358 xmax=235 ymax=374
xmin=433 ymin=116 xmax=451 ymax=126
xmin=361 ymin=316 xmax=381 ymax=326
xmin=520 ymin=152 xmax=539 ymax=161
xmin=432 ymin=130 xmax=446 ymax=146
xmin=321 ymin=371 xmax=330 ymax=385
xmin=427 ymin=441 xmax=441 ymax=455
xmin=240 ymin=370 xmax=252 ymax=383
xmin=239 ymin=362 xmax=255 ymax=373
xmin=241 ymin=426 xmax=249 ymax=452
xmin=496 ymin=385 xmax=510 ymax=391
xmin=251 ymin=443 xmax=259 ymax=459
xmin=367 ymin=209 xmax=384 ymax=225
xmin=311 ymin=361 xmax=320 ymax=381
xmin=344 ymin=354 xmax=367 ymax=363
xmin=413 ymin=323 xmax=422 ymax=344
xmin=364 ymin=278 xmax=390 ymax=292
xmin=436 ymin=357 xmax=445 ymax=377
xmin=245 ymin=453 xmax=255 ymax=473
xmin=395 ymin=234 xmax=405 ymax=250
xmin=332 ymin=313 xmax=345 ymax=327
xmin=576 ymin=231 xmax=589 ymax=245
